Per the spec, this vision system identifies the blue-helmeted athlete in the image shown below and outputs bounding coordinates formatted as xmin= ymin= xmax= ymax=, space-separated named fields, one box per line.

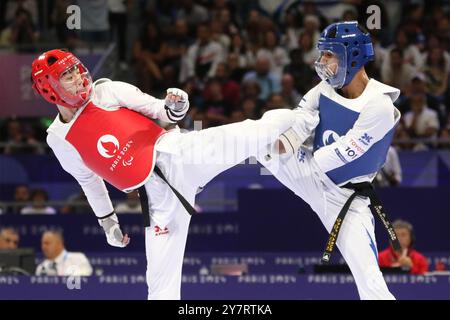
xmin=259 ymin=21 xmax=402 ymax=300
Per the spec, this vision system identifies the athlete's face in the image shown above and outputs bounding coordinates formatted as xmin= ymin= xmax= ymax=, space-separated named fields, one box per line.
xmin=318 ymin=50 xmax=339 ymax=75
xmin=314 ymin=50 xmax=340 ymax=84
xmin=60 ymin=65 xmax=84 ymax=95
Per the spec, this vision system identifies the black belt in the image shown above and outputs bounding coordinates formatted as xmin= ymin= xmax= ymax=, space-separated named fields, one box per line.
xmin=137 ymin=165 xmax=197 ymax=227
xmin=321 ymin=182 xmax=401 ymax=264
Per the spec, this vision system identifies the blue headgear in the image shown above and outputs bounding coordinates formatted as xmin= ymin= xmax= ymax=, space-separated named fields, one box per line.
xmin=314 ymin=21 xmax=374 ymax=89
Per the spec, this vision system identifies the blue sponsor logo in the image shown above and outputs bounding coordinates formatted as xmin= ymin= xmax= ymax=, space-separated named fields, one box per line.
xmin=325 ymin=135 xmax=335 ymax=145
xmin=297 ymin=149 xmax=306 ymax=163
xmin=358 ymin=133 xmax=373 ymax=146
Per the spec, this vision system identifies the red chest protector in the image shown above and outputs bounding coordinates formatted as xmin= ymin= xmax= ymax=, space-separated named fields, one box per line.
xmin=66 ymin=102 xmax=166 ymax=191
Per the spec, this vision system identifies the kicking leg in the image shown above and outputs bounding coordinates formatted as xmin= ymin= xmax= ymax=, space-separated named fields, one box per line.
xmin=180 ymin=109 xmax=296 ymax=188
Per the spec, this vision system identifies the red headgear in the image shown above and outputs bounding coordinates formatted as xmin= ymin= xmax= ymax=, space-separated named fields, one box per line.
xmin=31 ymin=49 xmax=93 ymax=108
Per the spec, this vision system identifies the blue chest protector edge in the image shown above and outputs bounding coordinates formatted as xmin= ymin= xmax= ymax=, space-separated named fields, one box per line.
xmin=313 ymin=94 xmax=396 ymax=185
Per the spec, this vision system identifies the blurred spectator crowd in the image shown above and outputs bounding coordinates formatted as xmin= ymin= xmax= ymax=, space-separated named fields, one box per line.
xmin=0 ymin=183 xmax=140 ymax=215
xmin=1 ymin=1 xmax=450 ymax=149
xmin=1 ymin=0 xmax=450 ymax=211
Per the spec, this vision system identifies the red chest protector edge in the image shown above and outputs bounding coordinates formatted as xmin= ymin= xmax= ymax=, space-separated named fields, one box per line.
xmin=66 ymin=102 xmax=167 ymax=192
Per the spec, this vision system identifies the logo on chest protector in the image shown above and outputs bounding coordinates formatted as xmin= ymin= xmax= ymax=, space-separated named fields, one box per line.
xmin=97 ymin=134 xmax=120 ymax=158
xmin=322 ymin=130 xmax=340 ymax=146
xmin=154 ymin=225 xmax=169 ymax=236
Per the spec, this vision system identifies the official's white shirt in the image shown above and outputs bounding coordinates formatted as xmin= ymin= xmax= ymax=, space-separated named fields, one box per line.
xmin=36 ymin=249 xmax=93 ymax=276
xmin=20 ymin=206 xmax=56 ymax=215
xmin=403 ymin=107 xmax=440 ymax=136
xmin=46 ymin=79 xmax=175 ymax=219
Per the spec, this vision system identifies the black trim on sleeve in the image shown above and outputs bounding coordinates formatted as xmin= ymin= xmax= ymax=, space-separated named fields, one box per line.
xmin=165 ymin=105 xmax=185 ymax=122
xmin=97 ymin=211 xmax=115 ymax=220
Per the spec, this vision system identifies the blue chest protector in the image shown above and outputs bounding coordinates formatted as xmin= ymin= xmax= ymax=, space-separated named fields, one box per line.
xmin=313 ymin=94 xmax=395 ymax=185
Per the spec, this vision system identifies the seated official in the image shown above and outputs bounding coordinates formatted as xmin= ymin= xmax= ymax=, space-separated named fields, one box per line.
xmin=36 ymin=230 xmax=92 ymax=276
xmin=378 ymin=219 xmax=428 ymax=275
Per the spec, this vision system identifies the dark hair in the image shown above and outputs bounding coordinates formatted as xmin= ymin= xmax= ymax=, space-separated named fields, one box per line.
xmin=15 ymin=8 xmax=32 ymax=20
xmin=357 ymin=23 xmax=369 ymax=35
xmin=197 ymin=22 xmax=211 ymax=31
xmin=15 ymin=184 xmax=29 ymax=191
xmin=43 ymin=229 xmax=65 ymax=244
xmin=0 ymin=228 xmax=19 ymax=236
xmin=230 ymin=33 xmax=247 ymax=54
xmin=426 ymin=47 xmax=446 ymax=67
xmin=289 ymin=48 xmax=303 ymax=61
xmin=393 ymin=219 xmax=416 ymax=247
xmin=30 ymin=188 xmax=49 ymax=201
xmin=390 ymin=47 xmax=404 ymax=58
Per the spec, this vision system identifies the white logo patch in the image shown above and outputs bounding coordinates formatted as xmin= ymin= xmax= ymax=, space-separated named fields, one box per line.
xmin=322 ymin=130 xmax=340 ymax=146
xmin=122 ymin=156 xmax=134 ymax=166
xmin=97 ymin=134 xmax=120 ymax=158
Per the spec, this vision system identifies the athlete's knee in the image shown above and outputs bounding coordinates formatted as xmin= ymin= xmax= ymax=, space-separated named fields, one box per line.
xmin=256 ymin=109 xmax=296 ymax=137
xmin=261 ymin=108 xmax=293 ymax=119
xmin=261 ymin=109 xmax=295 ymax=126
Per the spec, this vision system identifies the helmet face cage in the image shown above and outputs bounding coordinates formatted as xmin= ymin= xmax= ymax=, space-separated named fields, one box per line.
xmin=59 ymin=64 xmax=83 ymax=92
xmin=314 ymin=21 xmax=375 ymax=89
xmin=31 ymin=50 xmax=92 ymax=108
xmin=314 ymin=42 xmax=347 ymax=89
xmin=49 ymin=62 xmax=92 ymax=107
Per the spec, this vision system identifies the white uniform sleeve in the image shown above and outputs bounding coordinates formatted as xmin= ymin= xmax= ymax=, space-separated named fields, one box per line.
xmin=291 ymin=84 xmax=321 ymax=144
xmin=314 ymin=96 xmax=396 ymax=173
xmin=47 ymin=133 xmax=114 ymax=218
xmin=102 ymin=81 xmax=176 ymax=123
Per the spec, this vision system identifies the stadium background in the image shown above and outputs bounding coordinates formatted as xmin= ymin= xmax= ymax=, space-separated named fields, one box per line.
xmin=0 ymin=0 xmax=449 ymax=299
